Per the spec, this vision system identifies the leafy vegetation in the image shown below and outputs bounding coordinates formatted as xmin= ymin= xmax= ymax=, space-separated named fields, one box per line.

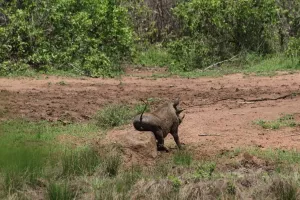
xmin=0 ymin=0 xmax=133 ymax=77
xmin=1 ymin=0 xmax=299 ymax=77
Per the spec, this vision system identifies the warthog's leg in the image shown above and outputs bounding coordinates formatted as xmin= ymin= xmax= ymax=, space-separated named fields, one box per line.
xmin=154 ymin=129 xmax=169 ymax=152
xmin=171 ymin=127 xmax=181 ymax=149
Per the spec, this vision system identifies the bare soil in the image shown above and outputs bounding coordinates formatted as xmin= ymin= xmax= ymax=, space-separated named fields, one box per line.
xmin=1 ymin=69 xmax=300 ymax=157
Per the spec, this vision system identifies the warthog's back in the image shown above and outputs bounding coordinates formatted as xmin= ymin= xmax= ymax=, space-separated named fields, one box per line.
xmin=133 ymin=113 xmax=161 ymax=131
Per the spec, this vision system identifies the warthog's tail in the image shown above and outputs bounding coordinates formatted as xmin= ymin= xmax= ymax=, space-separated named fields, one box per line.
xmin=139 ymin=99 xmax=148 ymax=122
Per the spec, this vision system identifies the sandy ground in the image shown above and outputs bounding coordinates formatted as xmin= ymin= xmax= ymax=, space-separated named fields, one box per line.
xmin=1 ymin=69 xmax=300 ymax=156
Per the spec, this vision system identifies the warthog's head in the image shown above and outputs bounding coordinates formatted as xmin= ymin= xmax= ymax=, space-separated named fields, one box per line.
xmin=173 ymin=98 xmax=185 ymax=125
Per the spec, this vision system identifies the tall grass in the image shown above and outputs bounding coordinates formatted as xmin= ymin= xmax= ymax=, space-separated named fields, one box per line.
xmin=47 ymin=181 xmax=76 ymax=200
xmin=244 ymin=54 xmax=300 ymax=74
xmin=94 ymin=102 xmax=151 ymax=129
xmin=0 ymin=119 xmax=100 ymax=197
xmin=134 ymin=46 xmax=172 ymax=67
xmin=173 ymin=150 xmax=193 ymax=166
xmin=94 ymin=104 xmax=132 ymax=129
xmin=61 ymin=147 xmax=101 ymax=176
xmin=0 ymin=142 xmax=52 ymax=194
xmin=0 ymin=119 xmax=98 ymax=142
xmin=105 ymin=154 xmax=122 ymax=177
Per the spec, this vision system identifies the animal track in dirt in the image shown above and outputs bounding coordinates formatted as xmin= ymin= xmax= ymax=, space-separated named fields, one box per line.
xmin=1 ymin=72 xmax=300 ymax=155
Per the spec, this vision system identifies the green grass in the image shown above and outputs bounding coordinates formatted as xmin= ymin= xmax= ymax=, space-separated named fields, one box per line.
xmin=47 ymin=181 xmax=76 ymax=200
xmin=272 ymin=179 xmax=298 ymax=200
xmin=171 ymin=54 xmax=300 ymax=78
xmin=194 ymin=162 xmax=216 ymax=179
xmin=133 ymin=46 xmax=172 ymax=68
xmin=1 ymin=52 xmax=299 ymax=79
xmin=94 ymin=104 xmax=132 ymax=129
xmin=254 ymin=114 xmax=298 ymax=130
xmin=94 ymin=102 xmax=152 ymax=130
xmin=173 ymin=150 xmax=193 ymax=166
xmin=3 ymin=118 xmax=300 ymax=199
xmin=61 ymin=147 xmax=101 ymax=176
xmin=246 ymin=147 xmax=300 ymax=165
xmin=0 ymin=119 xmax=99 ymax=142
xmin=105 ymin=154 xmax=122 ymax=177
xmin=0 ymin=119 xmax=100 ymax=196
xmin=0 ymin=145 xmax=51 ymax=194
xmin=243 ymin=54 xmax=300 ymax=74
xmin=115 ymin=165 xmax=142 ymax=197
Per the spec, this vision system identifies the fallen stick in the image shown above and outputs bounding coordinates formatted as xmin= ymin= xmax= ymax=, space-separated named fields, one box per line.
xmin=199 ymin=134 xmax=223 ymax=137
xmin=204 ymin=54 xmax=239 ymax=70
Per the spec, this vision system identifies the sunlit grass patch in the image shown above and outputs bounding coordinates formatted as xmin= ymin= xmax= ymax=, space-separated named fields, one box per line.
xmin=94 ymin=101 xmax=152 ymax=129
xmin=173 ymin=150 xmax=193 ymax=166
xmin=253 ymin=114 xmax=298 ymax=130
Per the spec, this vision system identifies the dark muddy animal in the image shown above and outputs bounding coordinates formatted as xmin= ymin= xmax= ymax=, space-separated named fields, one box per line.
xmin=133 ymin=99 xmax=185 ymax=152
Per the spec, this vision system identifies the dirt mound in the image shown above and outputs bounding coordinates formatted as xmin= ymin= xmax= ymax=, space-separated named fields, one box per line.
xmin=105 ymin=127 xmax=157 ymax=166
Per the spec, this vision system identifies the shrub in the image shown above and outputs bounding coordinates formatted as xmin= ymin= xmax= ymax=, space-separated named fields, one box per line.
xmin=168 ymin=0 xmax=279 ymax=71
xmin=0 ymin=0 xmax=133 ymax=77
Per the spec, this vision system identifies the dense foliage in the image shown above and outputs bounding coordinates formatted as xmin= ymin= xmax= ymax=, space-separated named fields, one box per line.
xmin=0 ymin=0 xmax=299 ymax=76
xmin=0 ymin=0 xmax=133 ymax=77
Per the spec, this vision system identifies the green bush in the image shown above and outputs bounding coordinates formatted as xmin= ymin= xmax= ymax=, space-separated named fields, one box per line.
xmin=169 ymin=0 xmax=278 ymax=71
xmin=286 ymin=37 xmax=300 ymax=63
xmin=0 ymin=0 xmax=133 ymax=77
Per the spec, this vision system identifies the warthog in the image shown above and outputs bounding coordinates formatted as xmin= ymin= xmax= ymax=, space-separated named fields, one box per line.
xmin=133 ymin=98 xmax=185 ymax=152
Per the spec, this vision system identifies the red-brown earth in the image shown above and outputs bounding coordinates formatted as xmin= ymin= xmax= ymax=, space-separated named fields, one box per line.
xmin=1 ymin=69 xmax=300 ymax=158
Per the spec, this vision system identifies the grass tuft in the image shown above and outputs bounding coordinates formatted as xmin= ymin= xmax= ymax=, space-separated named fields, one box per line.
xmin=254 ymin=114 xmax=298 ymax=130
xmin=47 ymin=182 xmax=76 ymax=200
xmin=94 ymin=102 xmax=152 ymax=129
xmin=94 ymin=104 xmax=132 ymax=129
xmin=61 ymin=147 xmax=101 ymax=176
xmin=271 ymin=179 xmax=299 ymax=200
xmin=194 ymin=162 xmax=216 ymax=179
xmin=105 ymin=154 xmax=122 ymax=177
xmin=173 ymin=150 xmax=192 ymax=166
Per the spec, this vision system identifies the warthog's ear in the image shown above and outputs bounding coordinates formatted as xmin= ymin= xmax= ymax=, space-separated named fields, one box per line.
xmin=173 ymin=97 xmax=180 ymax=107
xmin=176 ymin=109 xmax=184 ymax=115
xmin=179 ymin=114 xmax=185 ymax=124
